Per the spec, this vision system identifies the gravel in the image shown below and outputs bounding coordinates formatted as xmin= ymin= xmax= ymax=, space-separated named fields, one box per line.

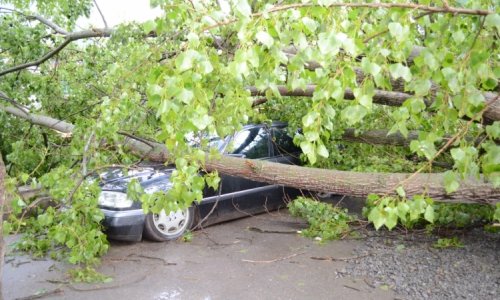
xmin=343 ymin=228 xmax=500 ymax=300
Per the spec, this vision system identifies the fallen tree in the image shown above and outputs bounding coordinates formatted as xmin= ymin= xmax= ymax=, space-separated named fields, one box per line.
xmin=1 ymin=104 xmax=498 ymax=204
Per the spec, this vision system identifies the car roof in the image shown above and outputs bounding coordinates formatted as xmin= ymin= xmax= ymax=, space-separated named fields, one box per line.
xmin=240 ymin=121 xmax=287 ymax=130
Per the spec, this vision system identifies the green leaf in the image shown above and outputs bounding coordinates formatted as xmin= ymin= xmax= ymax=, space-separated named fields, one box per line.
xmin=317 ymin=143 xmax=329 ymax=158
xmin=443 ymin=171 xmax=460 ymax=194
xmin=302 ymin=17 xmax=318 ymax=33
xmin=302 ymin=112 xmax=319 ymax=127
xmin=176 ymin=50 xmax=199 ymax=72
xmin=341 ymin=105 xmax=367 ymax=125
xmin=368 ymin=208 xmax=385 ymax=230
xmin=388 ymin=22 xmax=408 ymax=42
xmin=256 ymin=31 xmax=274 ymax=48
xmin=396 ymin=186 xmax=406 ymax=198
xmin=192 ymin=114 xmax=213 ymax=130
xmin=361 ymin=58 xmax=381 ymax=77
xmin=178 ymin=89 xmax=194 ymax=104
xmin=424 ymin=205 xmax=435 ymax=223
xmin=384 ymin=207 xmax=398 ymax=230
xmin=234 ymin=0 xmax=251 ymax=17
xmin=486 ymin=122 xmax=500 ymax=139
xmin=317 ymin=32 xmax=341 ymax=55
xmin=304 ymin=131 xmax=319 ymax=142
xmin=413 ymin=79 xmax=431 ymax=96
xmin=485 ymin=13 xmax=500 ymax=31
xmin=142 ymin=20 xmax=156 ymax=34
xmin=300 ymin=141 xmax=314 ymax=157
xmin=452 ymin=30 xmax=465 ymax=44
xmin=358 ymin=94 xmax=372 ymax=109
xmin=389 ymin=63 xmax=412 ymax=82
xmin=397 ymin=202 xmax=410 ymax=220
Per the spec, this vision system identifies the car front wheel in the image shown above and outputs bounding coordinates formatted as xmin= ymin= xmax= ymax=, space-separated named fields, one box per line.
xmin=143 ymin=207 xmax=194 ymax=242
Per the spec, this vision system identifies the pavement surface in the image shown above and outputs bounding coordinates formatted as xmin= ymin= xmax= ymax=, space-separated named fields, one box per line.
xmin=4 ymin=209 xmax=396 ymax=300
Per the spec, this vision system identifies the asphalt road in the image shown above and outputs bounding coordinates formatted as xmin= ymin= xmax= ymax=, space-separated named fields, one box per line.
xmin=4 ymin=210 xmax=395 ymax=300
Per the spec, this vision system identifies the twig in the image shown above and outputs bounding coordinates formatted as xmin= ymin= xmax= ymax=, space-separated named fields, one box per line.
xmin=192 ymin=181 xmax=223 ymax=230
xmin=310 ymin=253 xmax=371 ymax=262
xmin=242 ymin=252 xmax=304 ymax=263
xmin=247 ymin=227 xmax=298 ymax=234
xmin=343 ymin=285 xmax=361 ymax=291
xmin=82 ymin=131 xmax=95 ymax=176
xmin=15 ymin=288 xmax=64 ymax=300
xmin=93 ymin=0 xmax=108 ymax=28
xmin=203 ymin=2 xmax=493 ymax=32
xmin=363 ymin=11 xmax=432 ymax=43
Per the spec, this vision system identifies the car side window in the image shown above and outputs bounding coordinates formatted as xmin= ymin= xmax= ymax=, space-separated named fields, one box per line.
xmin=230 ymin=127 xmax=270 ymax=159
xmin=271 ymin=127 xmax=300 ymax=156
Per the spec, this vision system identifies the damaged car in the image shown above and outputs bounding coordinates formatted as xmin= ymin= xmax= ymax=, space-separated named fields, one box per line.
xmin=98 ymin=122 xmax=303 ymax=242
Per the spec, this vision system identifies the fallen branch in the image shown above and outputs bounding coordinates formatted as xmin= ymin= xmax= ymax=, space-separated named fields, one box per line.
xmin=248 ymin=85 xmax=500 ymax=123
xmin=247 ymin=227 xmax=298 ymax=234
xmin=310 ymin=253 xmax=371 ymax=262
xmin=15 ymin=288 xmax=64 ymax=300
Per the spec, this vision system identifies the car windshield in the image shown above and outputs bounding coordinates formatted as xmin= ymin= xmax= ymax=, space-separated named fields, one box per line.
xmin=186 ymin=132 xmax=226 ymax=152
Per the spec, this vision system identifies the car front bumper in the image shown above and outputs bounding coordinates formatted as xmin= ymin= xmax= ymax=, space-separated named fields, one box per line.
xmin=101 ymin=209 xmax=145 ymax=242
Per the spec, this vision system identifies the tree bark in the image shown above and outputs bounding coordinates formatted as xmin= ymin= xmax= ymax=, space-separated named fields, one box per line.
xmin=2 ymin=104 xmax=498 ymax=205
xmin=122 ymin=137 xmax=498 ymax=205
xmin=0 ymin=153 xmax=6 ymax=300
xmin=248 ymin=85 xmax=500 ymax=123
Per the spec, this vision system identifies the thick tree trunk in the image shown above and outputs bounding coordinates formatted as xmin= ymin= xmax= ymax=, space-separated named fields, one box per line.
xmin=124 ymin=137 xmax=499 ymax=205
xmin=2 ymin=105 xmax=499 ymax=205
xmin=0 ymin=154 xmax=6 ymax=300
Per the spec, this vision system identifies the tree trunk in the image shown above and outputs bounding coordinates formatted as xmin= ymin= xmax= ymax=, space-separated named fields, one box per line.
xmin=0 ymin=153 xmax=6 ymax=300
xmin=124 ymin=137 xmax=499 ymax=205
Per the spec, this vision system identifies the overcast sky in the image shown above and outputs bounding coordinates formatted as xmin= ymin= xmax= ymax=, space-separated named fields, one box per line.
xmin=79 ymin=0 xmax=162 ymax=28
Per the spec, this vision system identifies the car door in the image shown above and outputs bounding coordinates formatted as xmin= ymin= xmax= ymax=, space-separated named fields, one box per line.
xmin=200 ymin=125 xmax=273 ymax=222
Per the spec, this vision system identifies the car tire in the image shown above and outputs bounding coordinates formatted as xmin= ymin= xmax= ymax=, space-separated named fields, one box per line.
xmin=143 ymin=206 xmax=195 ymax=242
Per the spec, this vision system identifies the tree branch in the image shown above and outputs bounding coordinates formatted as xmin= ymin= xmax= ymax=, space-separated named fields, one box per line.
xmin=0 ymin=28 xmax=112 ymax=77
xmin=0 ymin=104 xmax=75 ymax=134
xmin=248 ymin=85 xmax=500 ymax=123
xmin=203 ymin=2 xmax=493 ymax=31
xmin=0 ymin=6 xmax=68 ymax=34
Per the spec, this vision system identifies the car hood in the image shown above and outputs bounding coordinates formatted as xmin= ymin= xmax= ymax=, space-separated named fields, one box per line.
xmin=99 ymin=167 xmax=174 ymax=192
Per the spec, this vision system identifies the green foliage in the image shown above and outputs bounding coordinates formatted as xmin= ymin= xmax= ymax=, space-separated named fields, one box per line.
xmin=288 ymin=197 xmax=354 ymax=241
xmin=363 ymin=194 xmax=496 ymax=230
xmin=181 ymin=230 xmax=193 ymax=242
xmin=433 ymin=237 xmax=464 ymax=249
xmin=7 ymin=169 xmax=109 ymax=266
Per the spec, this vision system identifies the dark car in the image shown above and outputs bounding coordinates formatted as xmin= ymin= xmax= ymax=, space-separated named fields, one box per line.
xmin=98 ymin=122 xmax=303 ymax=242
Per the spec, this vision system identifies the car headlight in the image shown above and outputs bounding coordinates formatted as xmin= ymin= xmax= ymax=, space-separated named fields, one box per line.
xmin=98 ymin=191 xmax=133 ymax=208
